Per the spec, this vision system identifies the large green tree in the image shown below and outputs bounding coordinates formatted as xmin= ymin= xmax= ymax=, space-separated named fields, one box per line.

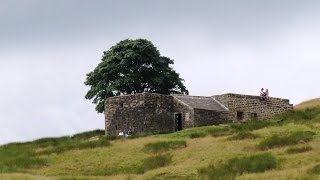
xmin=85 ymin=39 xmax=188 ymax=113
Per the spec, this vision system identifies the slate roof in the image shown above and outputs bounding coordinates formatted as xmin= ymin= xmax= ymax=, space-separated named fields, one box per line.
xmin=173 ymin=95 xmax=228 ymax=112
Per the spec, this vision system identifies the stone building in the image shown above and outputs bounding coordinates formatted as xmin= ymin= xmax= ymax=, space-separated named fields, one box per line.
xmin=105 ymin=92 xmax=293 ymax=135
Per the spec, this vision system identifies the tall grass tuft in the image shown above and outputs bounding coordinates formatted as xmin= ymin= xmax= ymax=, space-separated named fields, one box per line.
xmin=230 ymin=120 xmax=274 ymax=132
xmin=310 ymin=164 xmax=320 ymax=175
xmin=189 ymin=132 xmax=207 ymax=138
xmin=286 ymin=146 xmax=313 ymax=154
xmin=32 ymin=136 xmax=71 ymax=148
xmin=206 ymin=126 xmax=232 ymax=137
xmin=38 ymin=137 xmax=111 ymax=155
xmin=276 ymin=108 xmax=320 ymax=124
xmin=144 ymin=140 xmax=187 ymax=153
xmin=228 ymin=131 xmax=259 ymax=140
xmin=198 ymin=153 xmax=278 ymax=179
xmin=259 ymin=131 xmax=315 ymax=150
xmin=71 ymin=129 xmax=105 ymax=140
xmin=0 ymin=144 xmax=47 ymax=173
xmin=138 ymin=154 xmax=172 ymax=174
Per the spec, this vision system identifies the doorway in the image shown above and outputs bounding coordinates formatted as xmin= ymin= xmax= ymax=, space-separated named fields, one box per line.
xmin=175 ymin=113 xmax=182 ymax=131
xmin=237 ymin=111 xmax=244 ymax=121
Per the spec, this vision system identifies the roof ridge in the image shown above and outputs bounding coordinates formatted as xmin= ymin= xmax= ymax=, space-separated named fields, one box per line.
xmin=210 ymin=97 xmax=229 ymax=111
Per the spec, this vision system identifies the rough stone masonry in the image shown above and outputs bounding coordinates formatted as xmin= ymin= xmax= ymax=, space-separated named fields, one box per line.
xmin=105 ymin=92 xmax=293 ymax=135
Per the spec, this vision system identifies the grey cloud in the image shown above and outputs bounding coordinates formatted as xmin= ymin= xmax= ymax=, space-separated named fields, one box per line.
xmin=1 ymin=0 xmax=320 ymax=144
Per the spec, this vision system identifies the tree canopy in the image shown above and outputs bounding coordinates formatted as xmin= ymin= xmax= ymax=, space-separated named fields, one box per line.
xmin=85 ymin=39 xmax=188 ymax=113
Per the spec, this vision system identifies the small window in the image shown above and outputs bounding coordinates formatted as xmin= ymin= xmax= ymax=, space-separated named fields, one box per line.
xmin=251 ymin=113 xmax=258 ymax=119
xmin=115 ymin=125 xmax=118 ymax=130
xmin=120 ymin=102 xmax=124 ymax=107
xmin=237 ymin=111 xmax=244 ymax=121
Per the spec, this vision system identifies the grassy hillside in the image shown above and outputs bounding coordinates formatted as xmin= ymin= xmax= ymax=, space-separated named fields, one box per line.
xmin=1 ymin=107 xmax=320 ymax=179
xmin=294 ymin=98 xmax=320 ymax=110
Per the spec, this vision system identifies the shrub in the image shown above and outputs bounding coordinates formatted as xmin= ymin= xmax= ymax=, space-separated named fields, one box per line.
xmin=144 ymin=140 xmax=187 ymax=153
xmin=198 ymin=153 xmax=278 ymax=179
xmin=286 ymin=146 xmax=313 ymax=154
xmin=259 ymin=131 xmax=315 ymax=150
xmin=138 ymin=154 xmax=172 ymax=173
xmin=228 ymin=131 xmax=259 ymax=140
xmin=310 ymin=164 xmax=320 ymax=175
xmin=189 ymin=132 xmax=207 ymax=139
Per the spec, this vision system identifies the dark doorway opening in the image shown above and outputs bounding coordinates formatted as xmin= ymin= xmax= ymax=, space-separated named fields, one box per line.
xmin=175 ymin=113 xmax=182 ymax=131
xmin=237 ymin=111 xmax=244 ymax=121
xmin=251 ymin=113 xmax=258 ymax=120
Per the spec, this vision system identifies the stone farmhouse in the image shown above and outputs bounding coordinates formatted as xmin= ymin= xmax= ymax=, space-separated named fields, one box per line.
xmin=104 ymin=92 xmax=293 ymax=135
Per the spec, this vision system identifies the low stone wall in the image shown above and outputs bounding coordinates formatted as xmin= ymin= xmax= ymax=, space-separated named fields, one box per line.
xmin=213 ymin=93 xmax=293 ymax=122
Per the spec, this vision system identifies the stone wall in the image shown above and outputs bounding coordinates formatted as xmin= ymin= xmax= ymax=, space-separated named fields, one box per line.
xmin=105 ymin=92 xmax=293 ymax=135
xmin=213 ymin=93 xmax=293 ymax=122
xmin=105 ymin=93 xmax=175 ymax=135
xmin=194 ymin=109 xmax=229 ymax=126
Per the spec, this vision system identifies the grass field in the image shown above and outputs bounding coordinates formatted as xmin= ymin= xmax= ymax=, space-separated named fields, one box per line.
xmin=294 ymin=98 xmax=320 ymax=110
xmin=1 ymin=100 xmax=320 ymax=179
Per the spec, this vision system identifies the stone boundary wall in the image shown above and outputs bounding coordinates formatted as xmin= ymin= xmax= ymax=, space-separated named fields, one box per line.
xmin=213 ymin=93 xmax=293 ymax=121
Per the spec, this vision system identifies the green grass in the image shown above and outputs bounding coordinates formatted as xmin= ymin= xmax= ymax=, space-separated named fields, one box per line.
xmin=294 ymin=98 xmax=320 ymax=110
xmin=1 ymin=104 xmax=320 ymax=179
xmin=286 ymin=146 xmax=313 ymax=154
xmin=199 ymin=153 xmax=278 ymax=179
xmin=189 ymin=132 xmax=207 ymax=138
xmin=0 ymin=144 xmax=47 ymax=173
xmin=259 ymin=131 xmax=316 ymax=150
xmin=228 ymin=131 xmax=259 ymax=140
xmin=276 ymin=108 xmax=320 ymax=123
xmin=310 ymin=164 xmax=320 ymax=175
xmin=206 ymin=126 xmax=232 ymax=137
xmin=144 ymin=140 xmax=187 ymax=153
xmin=138 ymin=154 xmax=173 ymax=174
xmin=154 ymin=125 xmax=233 ymax=139
xmin=71 ymin=129 xmax=105 ymax=140
xmin=230 ymin=120 xmax=275 ymax=132
xmin=38 ymin=137 xmax=111 ymax=155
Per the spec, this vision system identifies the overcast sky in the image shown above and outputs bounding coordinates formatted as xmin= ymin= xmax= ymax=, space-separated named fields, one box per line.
xmin=1 ymin=0 xmax=320 ymax=144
